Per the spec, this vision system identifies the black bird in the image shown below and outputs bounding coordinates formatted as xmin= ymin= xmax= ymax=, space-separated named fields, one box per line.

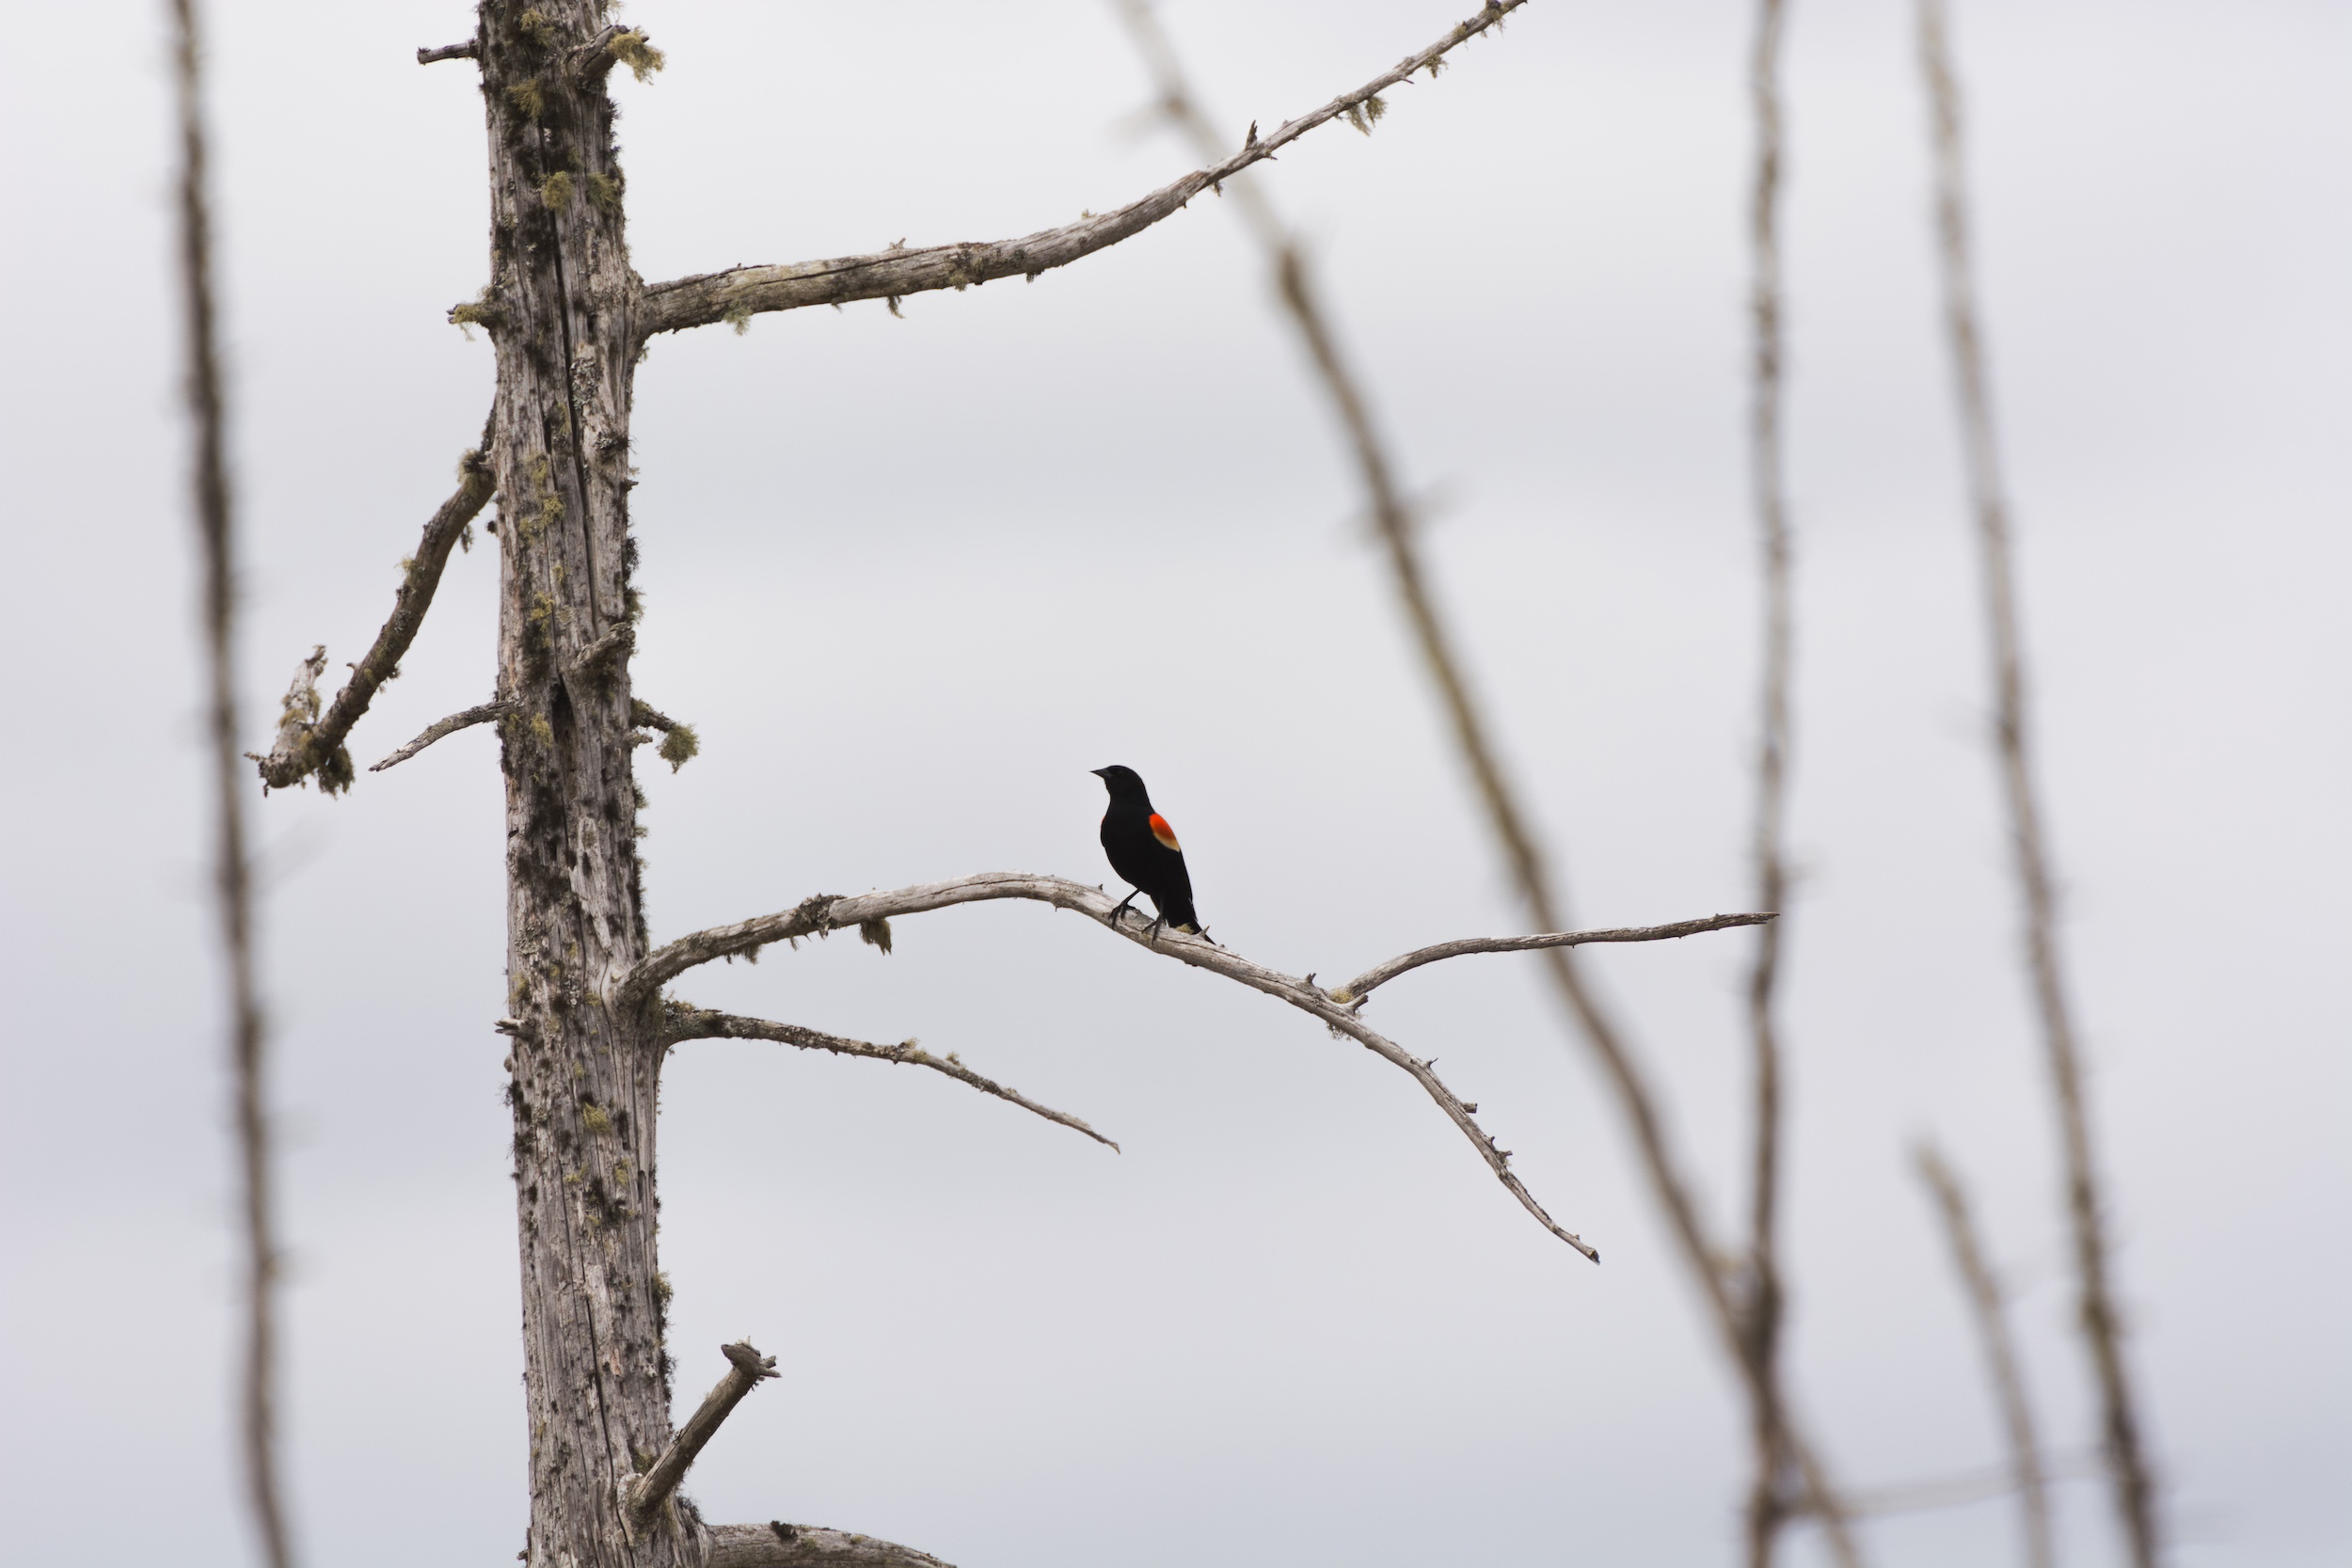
xmin=1091 ymin=765 xmax=1202 ymax=937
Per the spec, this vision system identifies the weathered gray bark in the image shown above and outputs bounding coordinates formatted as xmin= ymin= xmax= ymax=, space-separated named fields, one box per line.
xmin=629 ymin=1342 xmax=780 ymax=1527
xmin=468 ymin=6 xmax=683 ymax=1562
xmin=706 ymin=1524 xmax=952 ymax=1568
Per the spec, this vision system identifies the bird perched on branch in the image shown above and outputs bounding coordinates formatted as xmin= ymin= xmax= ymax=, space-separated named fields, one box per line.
xmin=1091 ymin=765 xmax=1205 ymax=939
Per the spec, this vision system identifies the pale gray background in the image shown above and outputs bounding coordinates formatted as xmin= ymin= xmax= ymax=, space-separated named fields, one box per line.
xmin=2 ymin=2 xmax=2344 ymax=1565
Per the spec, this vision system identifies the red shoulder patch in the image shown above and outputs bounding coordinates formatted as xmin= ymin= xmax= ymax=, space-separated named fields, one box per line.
xmin=1149 ymin=813 xmax=1182 ymax=852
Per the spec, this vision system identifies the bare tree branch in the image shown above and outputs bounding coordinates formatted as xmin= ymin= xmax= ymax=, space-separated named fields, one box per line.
xmin=660 ymin=1006 xmax=1120 ymax=1150
xmin=416 ymin=40 xmax=477 ymax=65
xmin=570 ymin=24 xmax=663 ymax=88
xmin=1112 ymin=5 xmax=1858 ymax=1560
xmin=167 ymin=1 xmax=291 ymax=1562
xmin=252 ymin=418 xmax=496 ymax=793
xmin=628 ymin=696 xmax=699 ymax=772
xmin=568 ymin=23 xmax=630 ymax=84
xmin=628 ymin=1340 xmax=778 ymax=1525
xmin=1334 ymin=913 xmax=1773 ymax=1006
xmin=613 ymin=871 xmax=1680 ymax=1262
xmin=1741 ymin=3 xmax=1800 ymax=1562
xmin=630 ymin=698 xmax=687 ymax=733
xmin=707 ymin=1522 xmax=953 ymax=1568
xmin=369 ymin=700 xmax=507 ymax=773
xmin=567 ymin=621 xmax=635 ymax=681
xmin=1915 ymin=5 xmax=2159 ymax=1563
xmin=1915 ymin=1143 xmax=2055 ymax=1568
xmin=635 ymin=0 xmax=1531 ymax=339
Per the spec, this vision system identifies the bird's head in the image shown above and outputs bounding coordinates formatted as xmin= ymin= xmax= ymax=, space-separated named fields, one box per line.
xmin=1090 ymin=765 xmax=1147 ymax=799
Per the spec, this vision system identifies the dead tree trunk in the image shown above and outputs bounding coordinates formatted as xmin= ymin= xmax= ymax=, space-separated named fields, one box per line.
xmin=472 ymin=8 xmax=681 ymax=1562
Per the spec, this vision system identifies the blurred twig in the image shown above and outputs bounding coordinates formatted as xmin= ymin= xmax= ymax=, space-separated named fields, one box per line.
xmin=1111 ymin=6 xmax=1857 ymax=1562
xmin=1914 ymin=6 xmax=2160 ymax=1564
xmin=167 ymin=1 xmax=294 ymax=1563
xmin=1915 ymin=1143 xmax=2057 ymax=1568
xmin=1844 ymin=1449 xmax=2101 ymax=1520
xmin=1741 ymin=2 xmax=1797 ymax=1561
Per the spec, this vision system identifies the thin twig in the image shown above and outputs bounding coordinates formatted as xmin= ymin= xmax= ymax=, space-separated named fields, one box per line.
xmin=1742 ymin=3 xmax=1797 ymax=1562
xmin=1915 ymin=1143 xmax=2056 ymax=1568
xmin=252 ymin=415 xmax=496 ymax=793
xmin=1837 ymin=1449 xmax=2104 ymax=1521
xmin=167 ymin=1 xmax=291 ymax=1562
xmin=660 ymin=1007 xmax=1120 ymax=1150
xmin=628 ymin=1340 xmax=779 ymax=1523
xmin=630 ymin=699 xmax=687 ymax=734
xmin=628 ymin=697 xmax=699 ymax=772
xmin=566 ymin=622 xmax=635 ymax=681
xmin=416 ymin=40 xmax=477 ymax=65
xmin=635 ymin=0 xmax=1533 ymax=338
xmin=1334 ymin=913 xmax=1774 ymax=1005
xmin=1111 ymin=6 xmax=1858 ymax=1560
xmin=369 ymin=700 xmax=507 ymax=772
xmin=602 ymin=871 xmax=1750 ymax=1262
xmin=1915 ymin=6 xmax=2159 ymax=1563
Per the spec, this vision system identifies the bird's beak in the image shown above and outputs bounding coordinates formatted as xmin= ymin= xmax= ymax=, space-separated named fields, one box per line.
xmin=1089 ymin=768 xmax=1108 ymax=778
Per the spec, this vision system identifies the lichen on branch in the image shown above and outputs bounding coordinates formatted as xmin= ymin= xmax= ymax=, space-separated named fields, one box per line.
xmin=252 ymin=421 xmax=494 ymax=794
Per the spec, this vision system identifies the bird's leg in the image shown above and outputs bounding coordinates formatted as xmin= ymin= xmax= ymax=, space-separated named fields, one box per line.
xmin=1147 ymin=912 xmax=1166 ymax=942
xmin=1108 ymin=890 xmax=1140 ymax=927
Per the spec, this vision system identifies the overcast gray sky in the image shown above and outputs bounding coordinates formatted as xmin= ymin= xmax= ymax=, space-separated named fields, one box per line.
xmin=3 ymin=2 xmax=2346 ymax=1565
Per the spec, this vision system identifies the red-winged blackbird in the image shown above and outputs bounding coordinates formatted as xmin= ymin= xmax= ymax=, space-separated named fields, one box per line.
xmin=1091 ymin=765 xmax=1201 ymax=937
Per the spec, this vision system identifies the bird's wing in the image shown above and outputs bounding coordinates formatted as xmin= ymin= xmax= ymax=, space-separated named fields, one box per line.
xmin=1148 ymin=813 xmax=1181 ymax=852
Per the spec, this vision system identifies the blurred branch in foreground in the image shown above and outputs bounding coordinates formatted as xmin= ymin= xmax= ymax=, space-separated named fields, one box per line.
xmin=1111 ymin=6 xmax=1857 ymax=1562
xmin=1740 ymin=1 xmax=1799 ymax=1561
xmin=167 ymin=0 xmax=294 ymax=1563
xmin=1915 ymin=1142 xmax=2057 ymax=1568
xmin=1914 ymin=5 xmax=2161 ymax=1563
